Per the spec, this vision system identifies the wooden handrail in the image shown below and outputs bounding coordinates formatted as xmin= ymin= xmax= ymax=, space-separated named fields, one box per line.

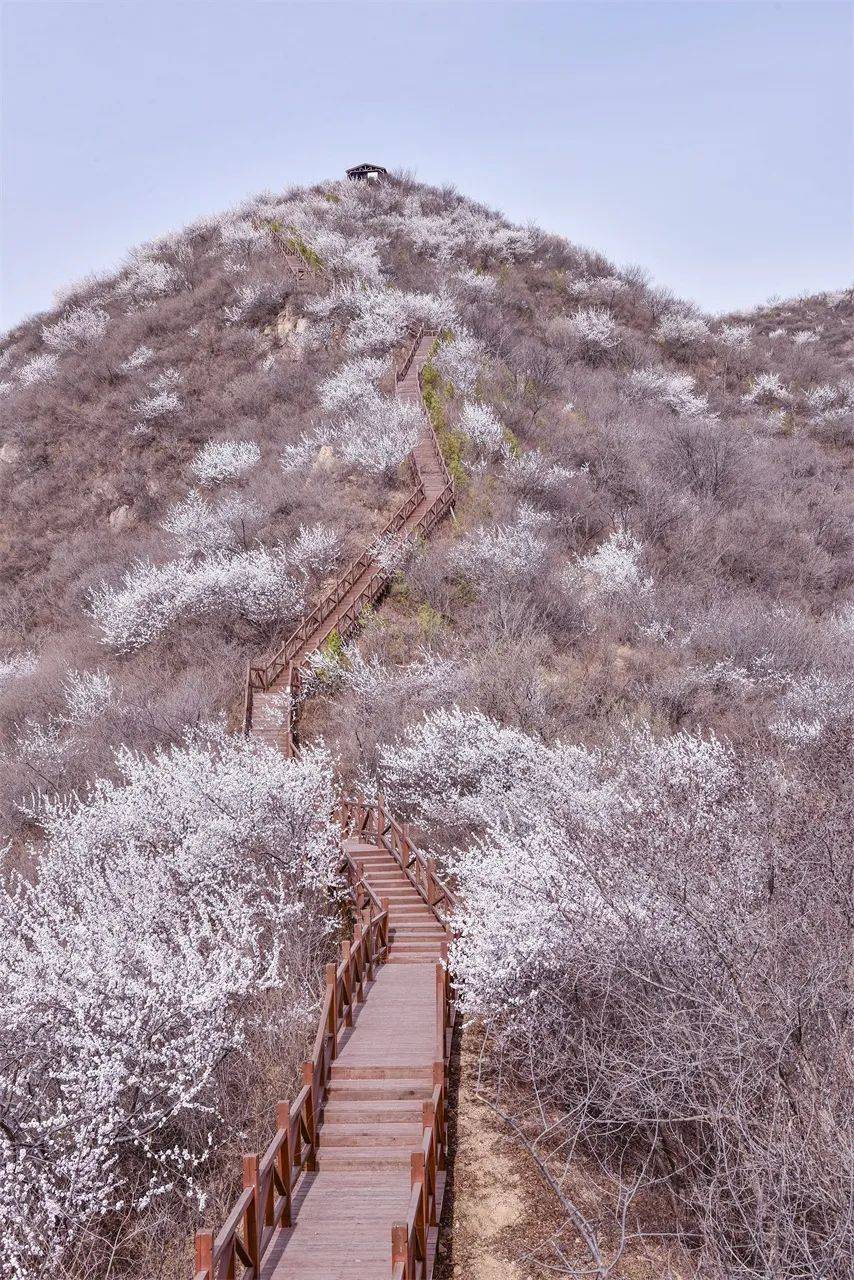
xmin=342 ymin=795 xmax=456 ymax=921
xmin=191 ymin=832 xmax=390 ymax=1280
xmin=243 ymin=329 xmax=455 ymax=739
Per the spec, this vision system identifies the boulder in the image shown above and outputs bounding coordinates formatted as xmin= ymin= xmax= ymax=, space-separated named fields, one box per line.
xmin=109 ymin=503 xmax=134 ymax=531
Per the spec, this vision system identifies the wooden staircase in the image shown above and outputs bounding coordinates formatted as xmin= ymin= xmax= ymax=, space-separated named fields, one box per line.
xmin=244 ymin=329 xmax=454 ymax=756
xmin=192 ymin=329 xmax=458 ymax=1279
xmin=193 ymin=802 xmax=455 ymax=1280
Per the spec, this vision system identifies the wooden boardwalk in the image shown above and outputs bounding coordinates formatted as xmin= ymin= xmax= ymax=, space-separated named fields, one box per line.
xmin=260 ymin=840 xmax=449 ymax=1279
xmin=247 ymin=332 xmax=453 ymax=755
xmin=193 ymin=331 xmax=457 ymax=1280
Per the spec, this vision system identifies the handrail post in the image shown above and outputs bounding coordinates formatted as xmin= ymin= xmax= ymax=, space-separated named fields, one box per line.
xmin=381 ymin=897 xmax=390 ymax=957
xmin=194 ymin=1229 xmax=213 ymax=1279
xmin=427 ymin=856 xmax=438 ymax=906
xmin=242 ymin=1153 xmax=261 ymax=1273
xmin=275 ymin=1101 xmax=293 ymax=1227
xmin=411 ymin=1150 xmax=427 ymax=1258
xmin=326 ymin=962 xmax=339 ymax=1057
xmin=391 ymin=1222 xmax=408 ymax=1275
xmin=340 ymin=939 xmax=353 ymax=1026
xmin=302 ymin=1061 xmax=318 ymax=1171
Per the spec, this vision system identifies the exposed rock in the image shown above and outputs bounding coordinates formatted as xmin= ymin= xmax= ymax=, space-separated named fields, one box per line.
xmin=0 ymin=440 xmax=21 ymax=467
xmin=109 ymin=503 xmax=134 ymax=531
xmin=275 ymin=301 xmax=308 ymax=345
xmin=313 ymin=445 xmax=335 ymax=472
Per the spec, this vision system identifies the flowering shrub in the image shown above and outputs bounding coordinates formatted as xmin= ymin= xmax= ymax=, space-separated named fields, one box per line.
xmin=132 ymin=368 xmax=183 ymax=421
xmin=458 ymin=400 xmax=509 ymax=460
xmin=162 ymin=490 xmax=263 ymax=555
xmin=89 ymin=545 xmax=305 ymax=650
xmin=452 ymin=505 xmax=550 ymax=590
xmin=117 ymin=254 xmax=184 ymax=302
xmin=629 ymin=365 xmax=712 ymax=417
xmin=17 ymin=353 xmax=59 ymax=387
xmin=716 ymin=322 xmax=753 ymax=351
xmin=0 ymin=727 xmax=335 ymax=1278
xmin=742 ymin=371 xmax=792 ymax=405
xmin=118 ymin=344 xmax=154 ymax=372
xmin=566 ymin=273 xmax=627 ymax=302
xmin=191 ymin=439 xmax=261 ymax=485
xmin=433 ymin=329 xmax=488 ymax=396
xmin=42 ymin=306 xmax=110 ymax=352
xmin=0 ymin=652 xmax=37 ymax=686
xmin=655 ymin=310 xmax=710 ymax=351
xmin=317 ymin=356 xmax=388 ymax=412
xmin=567 ymin=306 xmax=621 ymax=363
xmin=337 ymin=396 xmax=421 ymax=475
xmin=573 ymin=524 xmax=653 ymax=602
xmin=342 ymin=286 xmax=456 ymax=356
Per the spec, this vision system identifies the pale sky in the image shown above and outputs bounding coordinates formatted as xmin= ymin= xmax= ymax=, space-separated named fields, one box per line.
xmin=1 ymin=0 xmax=852 ymax=329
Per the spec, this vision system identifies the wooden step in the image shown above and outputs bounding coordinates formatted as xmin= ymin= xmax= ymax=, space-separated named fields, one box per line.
xmin=326 ymin=1078 xmax=433 ymax=1102
xmin=330 ymin=1063 xmax=433 ymax=1081
xmin=316 ymin=1145 xmax=412 ymax=1170
xmin=320 ymin=1122 xmax=421 ymax=1148
xmin=323 ymin=1099 xmax=422 ymax=1123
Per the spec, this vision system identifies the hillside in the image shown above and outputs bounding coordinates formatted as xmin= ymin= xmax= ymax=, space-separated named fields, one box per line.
xmin=0 ymin=175 xmax=852 ymax=1280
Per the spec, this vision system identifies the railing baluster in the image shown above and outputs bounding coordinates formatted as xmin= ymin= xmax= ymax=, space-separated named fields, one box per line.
xmin=242 ymin=1154 xmax=260 ymax=1273
xmin=194 ymin=1229 xmax=213 ymax=1280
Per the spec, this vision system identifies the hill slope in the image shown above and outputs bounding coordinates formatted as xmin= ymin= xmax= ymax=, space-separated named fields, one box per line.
xmin=0 ymin=176 xmax=852 ymax=1279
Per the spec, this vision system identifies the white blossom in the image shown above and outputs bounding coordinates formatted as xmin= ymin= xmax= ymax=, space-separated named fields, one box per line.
xmin=567 ymin=306 xmax=621 ymax=359
xmin=89 ymin=545 xmax=305 ymax=650
xmin=0 ymin=727 xmax=335 ymax=1275
xmin=629 ymin=366 xmax=712 ymax=418
xmin=433 ymin=329 xmax=488 ymax=396
xmin=0 ymin=652 xmax=37 ymax=686
xmin=118 ymin=255 xmax=184 ymax=302
xmin=716 ymin=323 xmax=753 ymax=351
xmin=742 ymin=372 xmax=792 ymax=406
xmin=17 ymin=353 xmax=59 ymax=387
xmin=191 ymin=439 xmax=261 ymax=485
xmin=458 ymin=400 xmax=509 ymax=459
xmin=133 ymin=368 xmax=183 ymax=421
xmin=119 ymin=344 xmax=155 ymax=372
xmin=655 ymin=311 xmax=710 ymax=348
xmin=162 ymin=490 xmax=263 ymax=555
xmin=453 ymin=505 xmax=550 ymax=590
xmin=42 ymin=306 xmax=110 ymax=352
xmin=572 ymin=525 xmax=653 ymax=601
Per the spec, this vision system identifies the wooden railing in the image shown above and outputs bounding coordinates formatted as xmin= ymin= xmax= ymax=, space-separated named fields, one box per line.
xmin=191 ymin=840 xmax=389 ymax=1280
xmin=392 ymin=929 xmax=453 ymax=1280
xmin=342 ymin=795 xmax=456 ymax=924
xmin=243 ymin=329 xmax=455 ymax=742
xmin=338 ymin=796 xmax=456 ymax=1280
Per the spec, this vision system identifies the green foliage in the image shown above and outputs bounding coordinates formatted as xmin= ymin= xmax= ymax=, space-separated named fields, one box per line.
xmin=416 ymin=603 xmax=444 ymax=638
xmin=323 ymin=192 xmax=341 ymax=204
xmin=285 ymin=230 xmax=323 ymax=271
xmin=503 ymin=427 xmax=521 ymax=458
xmin=322 ymin=628 xmax=344 ymax=662
xmin=389 ymin=573 xmax=412 ymax=605
xmin=421 ymin=357 xmax=468 ymax=485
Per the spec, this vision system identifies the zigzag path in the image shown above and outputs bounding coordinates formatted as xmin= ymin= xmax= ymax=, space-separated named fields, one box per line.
xmin=192 ymin=332 xmax=456 ymax=1280
xmin=250 ymin=333 xmax=448 ymax=755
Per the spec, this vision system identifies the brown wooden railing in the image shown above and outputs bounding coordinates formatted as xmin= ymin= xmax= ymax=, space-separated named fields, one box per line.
xmin=243 ymin=329 xmax=455 ymax=744
xmin=191 ymin=796 xmax=454 ymax=1280
xmin=345 ymin=794 xmax=457 ymax=923
xmin=340 ymin=800 xmax=455 ymax=1280
xmin=192 ymin=836 xmax=389 ymax=1280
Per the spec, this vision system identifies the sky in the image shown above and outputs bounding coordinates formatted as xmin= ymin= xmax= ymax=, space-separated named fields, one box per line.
xmin=1 ymin=0 xmax=852 ymax=329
